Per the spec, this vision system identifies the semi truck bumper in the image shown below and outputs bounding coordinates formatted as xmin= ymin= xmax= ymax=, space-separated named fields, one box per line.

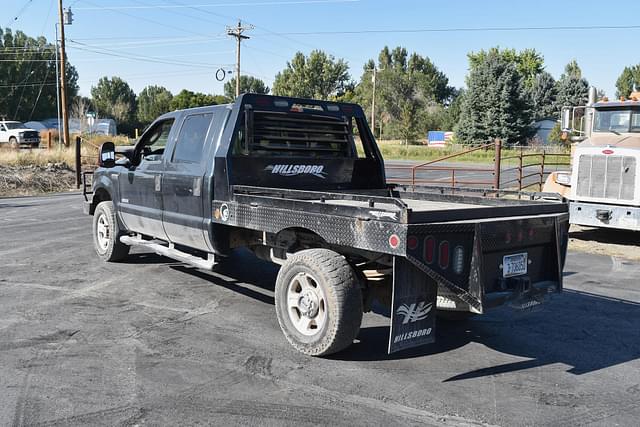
xmin=570 ymin=201 xmax=640 ymax=231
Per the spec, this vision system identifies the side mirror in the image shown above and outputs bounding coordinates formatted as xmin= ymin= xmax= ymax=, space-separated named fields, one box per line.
xmin=561 ymin=107 xmax=572 ymax=132
xmin=98 ymin=141 xmax=116 ymax=168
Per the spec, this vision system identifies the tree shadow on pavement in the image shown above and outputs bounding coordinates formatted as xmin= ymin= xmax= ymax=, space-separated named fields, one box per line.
xmin=333 ymin=289 xmax=640 ymax=379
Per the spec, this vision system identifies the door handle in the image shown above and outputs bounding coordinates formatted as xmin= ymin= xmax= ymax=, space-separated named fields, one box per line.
xmin=154 ymin=175 xmax=161 ymax=192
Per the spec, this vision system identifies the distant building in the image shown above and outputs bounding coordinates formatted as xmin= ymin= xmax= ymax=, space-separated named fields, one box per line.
xmin=532 ymin=118 xmax=557 ymax=145
xmin=36 ymin=117 xmax=118 ymax=136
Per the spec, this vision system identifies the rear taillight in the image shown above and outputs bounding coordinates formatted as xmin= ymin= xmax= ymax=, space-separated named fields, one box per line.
xmin=439 ymin=241 xmax=450 ymax=269
xmin=452 ymin=246 xmax=464 ymax=274
xmin=424 ymin=236 xmax=435 ymax=264
xmin=407 ymin=235 xmax=418 ymax=250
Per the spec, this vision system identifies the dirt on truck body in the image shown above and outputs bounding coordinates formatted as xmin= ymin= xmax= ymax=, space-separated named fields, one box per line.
xmin=84 ymin=94 xmax=569 ymax=356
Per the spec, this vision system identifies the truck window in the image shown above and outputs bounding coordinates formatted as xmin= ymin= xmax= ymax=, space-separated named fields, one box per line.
xmin=632 ymin=111 xmax=640 ymax=132
xmin=234 ymin=110 xmax=359 ymax=159
xmin=139 ymin=119 xmax=175 ymax=161
xmin=173 ymin=113 xmax=213 ymax=163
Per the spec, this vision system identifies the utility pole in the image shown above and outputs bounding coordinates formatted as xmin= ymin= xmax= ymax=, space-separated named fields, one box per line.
xmin=226 ymin=20 xmax=253 ymax=98
xmin=57 ymin=0 xmax=71 ymax=146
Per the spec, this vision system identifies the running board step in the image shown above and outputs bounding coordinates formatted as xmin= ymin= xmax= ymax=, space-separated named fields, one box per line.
xmin=120 ymin=235 xmax=217 ymax=270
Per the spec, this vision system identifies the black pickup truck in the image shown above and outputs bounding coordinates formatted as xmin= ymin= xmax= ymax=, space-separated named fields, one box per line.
xmin=84 ymin=94 xmax=569 ymax=356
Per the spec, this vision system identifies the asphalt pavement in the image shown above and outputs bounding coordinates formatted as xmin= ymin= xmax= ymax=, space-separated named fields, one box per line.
xmin=1 ymin=193 xmax=639 ymax=426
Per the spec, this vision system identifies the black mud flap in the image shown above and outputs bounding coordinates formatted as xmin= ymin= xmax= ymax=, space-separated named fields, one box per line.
xmin=388 ymin=257 xmax=438 ymax=354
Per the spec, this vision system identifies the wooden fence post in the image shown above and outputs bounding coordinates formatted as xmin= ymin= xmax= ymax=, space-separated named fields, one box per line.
xmin=75 ymin=136 xmax=82 ymax=189
xmin=493 ymin=139 xmax=502 ymax=190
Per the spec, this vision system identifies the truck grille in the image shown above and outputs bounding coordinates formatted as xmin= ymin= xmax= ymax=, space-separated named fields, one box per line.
xmin=23 ymin=131 xmax=40 ymax=139
xmin=576 ymin=154 xmax=636 ymax=200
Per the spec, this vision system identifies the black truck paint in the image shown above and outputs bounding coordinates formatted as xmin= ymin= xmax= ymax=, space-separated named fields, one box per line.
xmin=84 ymin=94 xmax=569 ymax=356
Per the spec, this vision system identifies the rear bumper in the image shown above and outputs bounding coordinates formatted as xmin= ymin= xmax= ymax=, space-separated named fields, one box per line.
xmin=570 ymin=201 xmax=640 ymax=231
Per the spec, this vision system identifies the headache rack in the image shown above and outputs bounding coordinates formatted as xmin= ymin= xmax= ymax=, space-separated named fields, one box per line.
xmin=245 ymin=109 xmax=355 ymax=158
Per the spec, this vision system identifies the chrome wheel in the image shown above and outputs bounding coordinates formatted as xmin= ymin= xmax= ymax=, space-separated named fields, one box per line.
xmin=96 ymin=212 xmax=110 ymax=251
xmin=286 ymin=272 xmax=327 ymax=336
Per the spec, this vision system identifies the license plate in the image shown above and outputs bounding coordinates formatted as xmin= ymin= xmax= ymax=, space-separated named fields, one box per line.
xmin=503 ymin=253 xmax=528 ymax=278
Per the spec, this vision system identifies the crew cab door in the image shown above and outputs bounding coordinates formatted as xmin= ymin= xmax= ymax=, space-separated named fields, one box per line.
xmin=118 ymin=118 xmax=175 ymax=239
xmin=161 ymin=112 xmax=213 ymax=251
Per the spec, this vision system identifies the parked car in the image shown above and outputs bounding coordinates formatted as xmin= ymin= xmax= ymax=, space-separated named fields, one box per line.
xmin=0 ymin=121 xmax=41 ymax=148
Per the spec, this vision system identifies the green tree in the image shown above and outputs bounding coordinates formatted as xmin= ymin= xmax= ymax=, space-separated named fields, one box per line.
xmin=91 ymin=76 xmax=137 ymax=134
xmin=354 ymin=46 xmax=453 ymax=139
xmin=468 ymin=47 xmax=543 ymax=89
xmin=456 ymin=50 xmax=534 ymax=145
xmin=615 ymin=65 xmax=640 ymax=98
xmin=272 ymin=50 xmax=350 ymax=99
xmin=555 ymin=60 xmax=589 ymax=111
xmin=223 ymin=75 xmax=269 ymax=100
xmin=169 ymin=89 xmax=218 ymax=110
xmin=0 ymin=27 xmax=79 ymax=121
xmin=137 ymin=85 xmax=173 ymax=125
xmin=527 ymin=71 xmax=557 ymax=120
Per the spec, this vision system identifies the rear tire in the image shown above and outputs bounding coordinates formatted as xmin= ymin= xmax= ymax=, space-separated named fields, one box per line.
xmin=275 ymin=249 xmax=363 ymax=356
xmin=93 ymin=201 xmax=130 ymax=262
xmin=9 ymin=137 xmax=18 ymax=149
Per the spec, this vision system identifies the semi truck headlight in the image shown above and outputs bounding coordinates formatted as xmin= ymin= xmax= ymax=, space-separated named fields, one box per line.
xmin=555 ymin=172 xmax=571 ymax=186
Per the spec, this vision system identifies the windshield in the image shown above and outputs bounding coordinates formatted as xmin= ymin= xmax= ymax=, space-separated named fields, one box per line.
xmin=593 ymin=109 xmax=640 ymax=133
xmin=4 ymin=122 xmax=28 ymax=130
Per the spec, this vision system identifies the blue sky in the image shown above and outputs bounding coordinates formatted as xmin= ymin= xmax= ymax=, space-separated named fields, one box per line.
xmin=6 ymin=0 xmax=640 ymax=98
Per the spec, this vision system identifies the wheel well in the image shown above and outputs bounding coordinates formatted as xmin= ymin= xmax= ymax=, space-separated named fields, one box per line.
xmin=90 ymin=187 xmax=111 ymax=215
xmin=275 ymin=227 xmax=327 ymax=251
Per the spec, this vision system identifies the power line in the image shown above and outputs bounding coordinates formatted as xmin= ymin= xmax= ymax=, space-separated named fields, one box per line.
xmin=67 ymin=39 xmax=233 ymax=69
xmin=5 ymin=0 xmax=35 ymax=27
xmin=74 ymin=0 xmax=358 ymax=10
xmin=256 ymin=23 xmax=640 ymax=36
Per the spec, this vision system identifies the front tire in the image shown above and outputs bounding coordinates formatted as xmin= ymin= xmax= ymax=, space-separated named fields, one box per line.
xmin=275 ymin=249 xmax=363 ymax=356
xmin=93 ymin=201 xmax=130 ymax=262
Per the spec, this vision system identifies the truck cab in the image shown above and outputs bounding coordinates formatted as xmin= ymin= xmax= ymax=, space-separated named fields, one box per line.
xmin=0 ymin=121 xmax=41 ymax=148
xmin=548 ymin=92 xmax=640 ymax=230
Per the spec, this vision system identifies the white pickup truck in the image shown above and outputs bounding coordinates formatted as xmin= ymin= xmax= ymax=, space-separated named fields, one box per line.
xmin=0 ymin=121 xmax=41 ymax=148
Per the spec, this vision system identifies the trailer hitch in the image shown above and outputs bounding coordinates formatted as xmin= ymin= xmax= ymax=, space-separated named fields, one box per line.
xmin=595 ymin=209 xmax=612 ymax=222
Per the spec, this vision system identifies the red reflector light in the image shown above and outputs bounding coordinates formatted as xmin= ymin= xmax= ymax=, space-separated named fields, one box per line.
xmin=424 ymin=236 xmax=435 ymax=264
xmin=528 ymin=228 xmax=535 ymax=239
xmin=505 ymin=232 xmax=512 ymax=244
xmin=407 ymin=235 xmax=418 ymax=250
xmin=602 ymin=149 xmax=614 ymax=155
xmin=254 ymin=97 xmax=271 ymax=107
xmin=389 ymin=234 xmax=400 ymax=249
xmin=439 ymin=241 xmax=450 ymax=269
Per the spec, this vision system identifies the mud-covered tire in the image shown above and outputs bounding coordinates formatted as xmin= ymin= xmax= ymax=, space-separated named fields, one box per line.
xmin=275 ymin=248 xmax=363 ymax=356
xmin=93 ymin=201 xmax=130 ymax=262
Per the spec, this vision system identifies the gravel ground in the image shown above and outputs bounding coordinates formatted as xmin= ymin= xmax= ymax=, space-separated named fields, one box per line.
xmin=1 ymin=193 xmax=639 ymax=426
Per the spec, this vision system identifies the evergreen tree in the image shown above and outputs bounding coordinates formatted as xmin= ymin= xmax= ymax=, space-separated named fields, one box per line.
xmin=615 ymin=65 xmax=640 ymax=98
xmin=527 ymin=71 xmax=557 ymax=120
xmin=555 ymin=60 xmax=589 ymax=110
xmin=456 ymin=51 xmax=534 ymax=145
